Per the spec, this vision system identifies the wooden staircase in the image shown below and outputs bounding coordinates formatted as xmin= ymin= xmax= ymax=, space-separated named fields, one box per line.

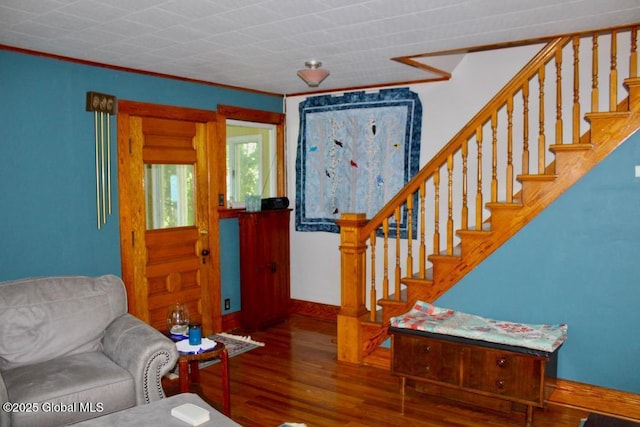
xmin=336 ymin=24 xmax=640 ymax=368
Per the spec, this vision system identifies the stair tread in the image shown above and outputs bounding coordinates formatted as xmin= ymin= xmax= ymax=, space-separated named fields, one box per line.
xmin=427 ymin=242 xmax=462 ymax=256
xmin=405 ymin=267 xmax=434 ymax=281
xmin=379 ymin=288 xmax=408 ymax=305
xmin=458 ymin=222 xmax=492 ymax=232
xmin=517 ymin=173 xmax=557 ymax=181
xmin=378 ymin=297 xmax=407 ymax=305
xmin=585 ymin=110 xmax=630 ymax=120
xmin=486 ymin=201 xmax=523 ymax=208
xmin=550 ymin=143 xmax=593 ymax=152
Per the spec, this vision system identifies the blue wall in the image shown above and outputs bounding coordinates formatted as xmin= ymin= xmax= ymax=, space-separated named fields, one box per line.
xmin=220 ymin=218 xmax=242 ymax=313
xmin=0 ymin=49 xmax=282 ymax=283
xmin=437 ymin=132 xmax=640 ymax=393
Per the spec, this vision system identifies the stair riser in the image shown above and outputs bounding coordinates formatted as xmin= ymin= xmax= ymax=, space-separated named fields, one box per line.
xmin=552 ymin=150 xmax=592 ymax=174
xmin=623 ymin=78 xmax=640 ymax=109
xmin=519 ymin=180 xmax=557 ymax=205
xmin=587 ymin=113 xmax=631 ymax=142
xmin=430 ymin=259 xmax=461 ymax=283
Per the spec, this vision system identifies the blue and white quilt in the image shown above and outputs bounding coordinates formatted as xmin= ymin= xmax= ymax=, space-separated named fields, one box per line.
xmin=295 ymin=88 xmax=422 ymax=236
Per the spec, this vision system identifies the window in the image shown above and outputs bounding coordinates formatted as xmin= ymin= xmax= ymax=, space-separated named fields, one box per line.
xmin=225 ymin=120 xmax=276 ymax=206
xmin=144 ymin=164 xmax=195 ymax=229
xmin=217 ymin=105 xmax=286 ymax=209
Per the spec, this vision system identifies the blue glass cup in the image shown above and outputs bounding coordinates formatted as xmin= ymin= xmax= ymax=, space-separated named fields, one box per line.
xmin=245 ymin=194 xmax=262 ymax=212
xmin=188 ymin=323 xmax=202 ymax=345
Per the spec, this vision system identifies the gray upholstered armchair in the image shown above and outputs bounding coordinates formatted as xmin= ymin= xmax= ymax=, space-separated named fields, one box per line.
xmin=0 ymin=275 xmax=179 ymax=427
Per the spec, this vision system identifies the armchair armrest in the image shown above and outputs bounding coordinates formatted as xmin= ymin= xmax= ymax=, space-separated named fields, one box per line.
xmin=103 ymin=314 xmax=178 ymax=405
xmin=0 ymin=372 xmax=9 ymax=427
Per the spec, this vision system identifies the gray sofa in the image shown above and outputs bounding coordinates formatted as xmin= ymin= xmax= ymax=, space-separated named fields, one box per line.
xmin=0 ymin=275 xmax=179 ymax=427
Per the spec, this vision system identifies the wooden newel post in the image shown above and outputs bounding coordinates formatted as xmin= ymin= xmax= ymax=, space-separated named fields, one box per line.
xmin=336 ymin=213 xmax=369 ymax=364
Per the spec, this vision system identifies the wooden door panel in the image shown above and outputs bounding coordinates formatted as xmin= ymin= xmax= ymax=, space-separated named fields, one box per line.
xmin=142 ymin=118 xmax=197 ymax=163
xmin=145 ymin=116 xmax=208 ymax=332
xmin=148 ymin=291 xmax=202 ymax=331
xmin=146 ymin=241 xmax=196 ymax=262
xmin=268 ymin=211 xmax=290 ymax=323
xmin=142 ymin=117 xmax=196 ymax=137
xmin=143 ymin=149 xmax=197 ymax=164
xmin=145 ymin=228 xmax=200 ymax=262
xmin=147 ymin=271 xmax=199 ymax=296
xmin=144 ymin=134 xmax=195 ymax=148
xmin=145 ymin=259 xmax=204 ymax=330
xmin=146 ymin=258 xmax=202 ymax=278
xmin=118 ymin=101 xmax=219 ymax=335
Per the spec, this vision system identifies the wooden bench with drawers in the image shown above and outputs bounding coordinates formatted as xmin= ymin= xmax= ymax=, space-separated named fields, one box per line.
xmin=391 ymin=327 xmax=560 ymax=426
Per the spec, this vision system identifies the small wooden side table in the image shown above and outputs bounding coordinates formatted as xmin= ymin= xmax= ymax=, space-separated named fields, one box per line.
xmin=176 ymin=342 xmax=230 ymax=416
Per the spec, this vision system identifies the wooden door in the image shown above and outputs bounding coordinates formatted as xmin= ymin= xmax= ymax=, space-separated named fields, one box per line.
xmin=262 ymin=209 xmax=290 ymax=325
xmin=118 ymin=101 xmax=221 ymax=335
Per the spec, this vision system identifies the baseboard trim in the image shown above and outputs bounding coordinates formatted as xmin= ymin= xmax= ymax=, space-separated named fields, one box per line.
xmin=289 ymin=299 xmax=340 ymax=322
xmin=221 ymin=311 xmax=243 ymax=331
xmin=223 ymin=299 xmax=340 ymax=330
xmin=548 ymin=379 xmax=640 ymax=422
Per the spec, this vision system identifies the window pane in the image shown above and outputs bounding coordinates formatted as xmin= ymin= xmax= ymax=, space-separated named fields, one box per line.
xmin=145 ymin=164 xmax=195 ymax=230
xmin=236 ymin=141 xmax=259 ymax=199
xmin=226 ymin=121 xmax=277 ymax=205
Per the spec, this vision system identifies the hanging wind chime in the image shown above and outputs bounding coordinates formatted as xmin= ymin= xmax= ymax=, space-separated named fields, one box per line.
xmin=86 ymin=91 xmax=116 ymax=229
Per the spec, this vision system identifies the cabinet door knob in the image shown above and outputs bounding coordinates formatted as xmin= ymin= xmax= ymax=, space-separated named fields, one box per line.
xmin=268 ymin=262 xmax=277 ymax=273
xmin=495 ymin=379 xmax=505 ymax=389
xmin=496 ymin=357 xmax=507 ymax=368
xmin=422 ymin=345 xmax=431 ymax=354
xmin=423 ymin=365 xmax=430 ymax=373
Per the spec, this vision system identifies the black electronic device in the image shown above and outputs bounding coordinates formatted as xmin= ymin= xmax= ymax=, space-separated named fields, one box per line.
xmin=261 ymin=197 xmax=289 ymax=210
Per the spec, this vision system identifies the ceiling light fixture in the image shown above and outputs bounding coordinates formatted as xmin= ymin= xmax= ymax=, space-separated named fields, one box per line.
xmin=297 ymin=60 xmax=330 ymax=87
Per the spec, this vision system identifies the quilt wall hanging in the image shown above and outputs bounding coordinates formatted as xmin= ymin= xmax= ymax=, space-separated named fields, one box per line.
xmin=295 ymin=88 xmax=422 ymax=235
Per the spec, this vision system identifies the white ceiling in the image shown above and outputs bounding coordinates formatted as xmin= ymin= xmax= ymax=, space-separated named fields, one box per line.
xmin=1 ymin=0 xmax=640 ymax=95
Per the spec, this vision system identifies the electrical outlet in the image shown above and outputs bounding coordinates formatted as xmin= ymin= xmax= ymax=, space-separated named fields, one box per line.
xmin=224 ymin=298 xmax=230 ymax=310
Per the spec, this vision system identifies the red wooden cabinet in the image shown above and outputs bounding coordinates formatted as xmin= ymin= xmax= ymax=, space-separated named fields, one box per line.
xmin=238 ymin=209 xmax=291 ymax=330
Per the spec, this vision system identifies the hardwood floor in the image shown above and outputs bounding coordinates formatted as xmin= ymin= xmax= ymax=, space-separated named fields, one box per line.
xmin=164 ymin=314 xmax=588 ymax=427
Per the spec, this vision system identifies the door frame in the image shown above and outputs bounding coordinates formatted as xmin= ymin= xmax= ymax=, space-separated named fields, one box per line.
xmin=117 ymin=100 xmax=222 ymax=333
